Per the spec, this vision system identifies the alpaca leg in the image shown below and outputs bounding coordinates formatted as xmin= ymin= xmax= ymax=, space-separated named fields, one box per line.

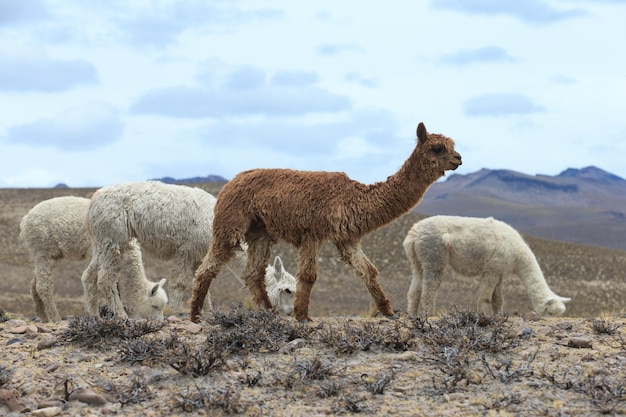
xmin=190 ymin=240 xmax=239 ymax=322
xmin=81 ymin=255 xmax=101 ymax=317
xmin=420 ymin=266 xmax=443 ymax=317
xmin=336 ymin=242 xmax=394 ymax=318
xmin=241 ymin=236 xmax=273 ymax=309
xmin=406 ymin=264 xmax=423 ymax=316
xmin=476 ymin=274 xmax=499 ymax=315
xmin=166 ymin=259 xmax=194 ymax=315
xmin=491 ymin=279 xmax=504 ymax=313
xmin=31 ymin=256 xmax=61 ymax=322
xmin=31 ymin=275 xmax=46 ymax=321
xmin=96 ymin=247 xmax=128 ymax=319
xmin=293 ymin=240 xmax=322 ymax=322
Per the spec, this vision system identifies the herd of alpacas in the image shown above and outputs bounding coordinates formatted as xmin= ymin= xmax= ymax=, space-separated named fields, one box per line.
xmin=19 ymin=122 xmax=570 ymax=322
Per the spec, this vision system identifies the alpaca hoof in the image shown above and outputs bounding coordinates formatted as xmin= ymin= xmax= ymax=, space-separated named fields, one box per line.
xmin=384 ymin=314 xmax=399 ymax=320
xmin=296 ymin=316 xmax=313 ymax=323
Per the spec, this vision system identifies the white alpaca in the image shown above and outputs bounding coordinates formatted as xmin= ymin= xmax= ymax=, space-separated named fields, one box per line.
xmin=19 ymin=196 xmax=168 ymax=322
xmin=82 ymin=181 xmax=296 ymax=318
xmin=403 ymin=215 xmax=571 ymax=317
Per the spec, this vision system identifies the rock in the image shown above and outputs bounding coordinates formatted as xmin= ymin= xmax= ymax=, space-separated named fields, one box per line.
xmin=536 ymin=326 xmax=553 ymax=337
xmin=31 ymin=406 xmax=63 ymax=416
xmin=518 ymin=327 xmax=533 ymax=338
xmin=556 ymin=322 xmax=573 ymax=331
xmin=280 ymin=338 xmax=305 ymax=354
xmin=395 ymin=351 xmax=418 ymax=361
xmin=9 ymin=325 xmax=39 ymax=334
xmin=7 ymin=337 xmax=25 ymax=345
xmin=69 ymin=388 xmax=108 ymax=405
xmin=36 ymin=325 xmax=53 ymax=333
xmin=568 ymin=337 xmax=593 ymax=349
xmin=185 ymin=322 xmax=203 ymax=334
xmin=523 ymin=311 xmax=539 ymax=321
xmin=37 ymin=335 xmax=57 ymax=350
xmin=37 ymin=400 xmax=65 ymax=408
xmin=0 ymin=388 xmax=28 ymax=412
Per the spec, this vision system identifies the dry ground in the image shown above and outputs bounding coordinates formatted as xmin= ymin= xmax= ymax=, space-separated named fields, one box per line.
xmin=1 ymin=307 xmax=625 ymax=416
xmin=1 ymin=184 xmax=626 ymax=415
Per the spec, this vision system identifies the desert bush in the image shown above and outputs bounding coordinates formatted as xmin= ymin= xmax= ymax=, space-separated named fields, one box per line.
xmin=419 ymin=307 xmax=520 ymax=393
xmin=207 ymin=304 xmax=309 ymax=353
xmin=542 ymin=365 xmax=625 ymax=415
xmin=365 ymin=370 xmax=394 ymax=395
xmin=98 ymin=376 xmax=155 ymax=406
xmin=293 ymin=355 xmax=334 ymax=381
xmin=315 ymin=319 xmax=417 ymax=354
xmin=590 ymin=318 xmax=621 ymax=335
xmin=318 ymin=380 xmax=344 ymax=398
xmin=59 ymin=315 xmax=166 ymax=349
xmin=172 ymin=384 xmax=242 ymax=414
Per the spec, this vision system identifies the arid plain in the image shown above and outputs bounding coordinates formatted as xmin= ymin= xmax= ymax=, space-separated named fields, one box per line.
xmin=1 ymin=184 xmax=625 ymax=416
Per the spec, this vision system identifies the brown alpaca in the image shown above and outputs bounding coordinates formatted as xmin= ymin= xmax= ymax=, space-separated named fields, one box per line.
xmin=190 ymin=122 xmax=462 ymax=322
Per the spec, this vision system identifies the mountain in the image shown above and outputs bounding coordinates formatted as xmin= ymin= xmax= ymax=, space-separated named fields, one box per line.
xmin=416 ymin=166 xmax=626 ymax=250
xmin=151 ymin=174 xmax=227 ymax=184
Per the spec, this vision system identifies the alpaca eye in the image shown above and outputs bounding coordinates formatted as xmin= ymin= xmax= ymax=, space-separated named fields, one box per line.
xmin=432 ymin=146 xmax=444 ymax=154
xmin=285 ymin=289 xmax=292 ymax=294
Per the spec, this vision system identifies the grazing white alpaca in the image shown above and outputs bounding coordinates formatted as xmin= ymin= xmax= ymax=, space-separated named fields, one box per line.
xmin=82 ymin=181 xmax=296 ymax=318
xmin=403 ymin=215 xmax=571 ymax=317
xmin=19 ymin=196 xmax=168 ymax=322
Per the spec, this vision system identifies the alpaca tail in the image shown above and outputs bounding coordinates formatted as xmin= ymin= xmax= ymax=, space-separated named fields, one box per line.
xmin=190 ymin=269 xmax=213 ymax=323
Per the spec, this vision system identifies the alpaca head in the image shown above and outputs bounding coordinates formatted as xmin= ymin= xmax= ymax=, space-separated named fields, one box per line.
xmin=265 ymin=256 xmax=296 ymax=316
xmin=416 ymin=122 xmax=462 ymax=177
xmin=538 ymin=295 xmax=571 ymax=317
xmin=136 ymin=278 xmax=168 ymax=320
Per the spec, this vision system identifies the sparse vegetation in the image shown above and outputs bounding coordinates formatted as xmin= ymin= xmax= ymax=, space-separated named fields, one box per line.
xmin=590 ymin=317 xmax=621 ymax=335
xmin=59 ymin=314 xmax=166 ymax=348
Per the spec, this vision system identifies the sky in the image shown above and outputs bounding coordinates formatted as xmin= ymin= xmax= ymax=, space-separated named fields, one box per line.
xmin=1 ymin=0 xmax=625 ymax=188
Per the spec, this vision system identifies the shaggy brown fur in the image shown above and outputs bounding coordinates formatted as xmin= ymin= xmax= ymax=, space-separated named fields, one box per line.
xmin=190 ymin=122 xmax=462 ymax=322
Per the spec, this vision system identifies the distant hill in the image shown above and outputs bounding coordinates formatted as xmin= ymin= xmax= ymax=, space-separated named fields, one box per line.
xmin=417 ymin=166 xmax=626 ymax=251
xmin=151 ymin=174 xmax=227 ymax=184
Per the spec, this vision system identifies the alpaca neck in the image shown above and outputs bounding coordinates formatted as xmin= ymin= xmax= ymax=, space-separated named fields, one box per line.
xmin=360 ymin=147 xmax=440 ymax=232
xmin=515 ymin=249 xmax=554 ymax=309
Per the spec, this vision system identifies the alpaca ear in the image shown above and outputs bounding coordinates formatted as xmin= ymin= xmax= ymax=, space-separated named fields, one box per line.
xmin=151 ymin=278 xmax=166 ymax=296
xmin=274 ymin=256 xmax=284 ymax=276
xmin=559 ymin=296 xmax=571 ymax=304
xmin=416 ymin=122 xmax=429 ymax=145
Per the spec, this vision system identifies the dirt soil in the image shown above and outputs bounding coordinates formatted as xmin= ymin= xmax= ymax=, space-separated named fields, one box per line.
xmin=1 ymin=309 xmax=625 ymax=416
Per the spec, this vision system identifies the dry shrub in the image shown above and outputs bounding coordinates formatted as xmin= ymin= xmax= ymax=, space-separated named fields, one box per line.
xmin=590 ymin=318 xmax=621 ymax=335
xmin=59 ymin=315 xmax=166 ymax=349
xmin=172 ymin=384 xmax=242 ymax=414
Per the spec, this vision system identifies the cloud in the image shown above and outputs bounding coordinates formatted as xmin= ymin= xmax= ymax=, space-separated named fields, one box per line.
xmin=114 ymin=1 xmax=281 ymax=47
xmin=439 ymin=46 xmax=514 ymax=66
xmin=0 ymin=0 xmax=49 ymax=26
xmin=0 ymin=53 xmax=97 ymax=92
xmin=430 ymin=0 xmax=586 ymax=24
xmin=345 ymin=72 xmax=378 ymax=88
xmin=271 ymin=71 xmax=319 ymax=87
xmin=131 ymin=66 xmax=351 ymax=118
xmin=196 ymin=110 xmax=398 ymax=155
xmin=2 ymin=102 xmax=124 ymax=151
xmin=464 ymin=93 xmax=546 ymax=117
xmin=316 ymin=43 xmax=364 ymax=56
xmin=187 ymin=109 xmax=406 ymax=182
xmin=550 ymin=75 xmax=577 ymax=85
